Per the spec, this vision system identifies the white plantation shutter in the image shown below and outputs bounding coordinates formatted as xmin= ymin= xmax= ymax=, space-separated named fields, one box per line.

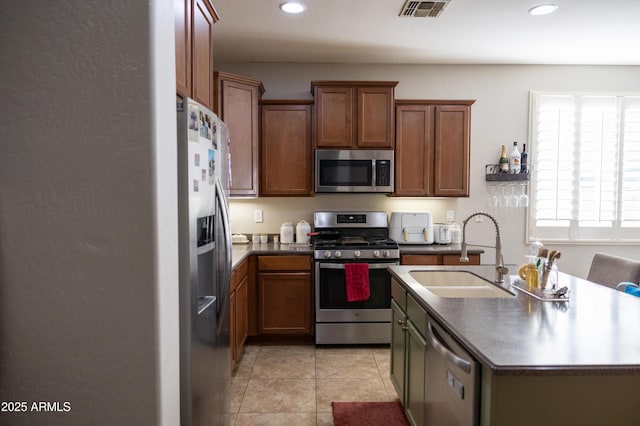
xmin=529 ymin=92 xmax=640 ymax=242
xmin=621 ymin=97 xmax=640 ymax=228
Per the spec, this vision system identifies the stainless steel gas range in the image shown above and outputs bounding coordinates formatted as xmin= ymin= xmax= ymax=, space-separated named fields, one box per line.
xmin=313 ymin=211 xmax=400 ymax=345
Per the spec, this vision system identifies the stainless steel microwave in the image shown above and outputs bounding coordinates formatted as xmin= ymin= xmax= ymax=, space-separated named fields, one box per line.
xmin=315 ymin=149 xmax=394 ymax=193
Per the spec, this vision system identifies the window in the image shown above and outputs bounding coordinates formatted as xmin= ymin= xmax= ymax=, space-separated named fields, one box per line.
xmin=528 ymin=92 xmax=640 ymax=243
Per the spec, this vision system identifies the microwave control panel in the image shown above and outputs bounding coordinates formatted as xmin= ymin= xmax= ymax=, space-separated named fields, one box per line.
xmin=376 ymin=160 xmax=391 ymax=186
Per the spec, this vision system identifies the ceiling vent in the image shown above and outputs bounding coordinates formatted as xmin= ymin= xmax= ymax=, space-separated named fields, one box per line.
xmin=399 ymin=0 xmax=451 ymax=18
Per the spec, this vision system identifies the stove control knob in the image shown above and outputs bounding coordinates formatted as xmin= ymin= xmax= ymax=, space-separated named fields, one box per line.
xmin=334 ymin=251 xmax=342 ymax=258
xmin=324 ymin=251 xmax=332 ymax=259
xmin=354 ymin=250 xmax=361 ymax=258
xmin=383 ymin=250 xmax=390 ymax=258
xmin=372 ymin=250 xmax=380 ymax=258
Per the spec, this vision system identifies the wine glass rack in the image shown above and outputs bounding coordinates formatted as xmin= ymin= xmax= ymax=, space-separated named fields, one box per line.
xmin=485 ymin=164 xmax=531 ymax=182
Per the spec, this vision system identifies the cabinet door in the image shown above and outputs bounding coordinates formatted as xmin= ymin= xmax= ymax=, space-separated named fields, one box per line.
xmin=229 ymin=288 xmax=237 ymax=366
xmin=433 ymin=105 xmax=470 ymax=197
xmin=315 ymin=86 xmax=353 ymax=148
xmin=406 ymin=320 xmax=427 ymax=426
xmin=390 ymin=299 xmax=407 ymax=405
xmin=357 ymin=86 xmax=395 ymax=148
xmin=221 ymin=79 xmax=260 ymax=196
xmin=258 ymin=272 xmax=312 ymax=335
xmin=395 ymin=105 xmax=432 ymax=196
xmin=261 ymin=103 xmax=313 ymax=196
xmin=235 ymin=274 xmax=249 ymax=356
xmin=174 ymin=0 xmax=191 ymax=98
xmin=191 ymin=0 xmax=216 ymax=110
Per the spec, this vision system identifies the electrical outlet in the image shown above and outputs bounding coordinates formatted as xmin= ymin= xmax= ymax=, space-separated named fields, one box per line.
xmin=254 ymin=209 xmax=263 ymax=223
xmin=446 ymin=210 xmax=455 ymax=223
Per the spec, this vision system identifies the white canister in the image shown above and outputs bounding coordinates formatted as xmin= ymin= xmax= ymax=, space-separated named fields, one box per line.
xmin=280 ymin=222 xmax=294 ymax=244
xmin=450 ymin=223 xmax=462 ymax=244
xmin=296 ymin=220 xmax=311 ymax=244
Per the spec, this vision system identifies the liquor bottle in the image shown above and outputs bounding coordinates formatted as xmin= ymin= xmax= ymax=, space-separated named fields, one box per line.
xmin=520 ymin=143 xmax=528 ymax=174
xmin=509 ymin=141 xmax=521 ymax=174
xmin=499 ymin=145 xmax=509 ymax=173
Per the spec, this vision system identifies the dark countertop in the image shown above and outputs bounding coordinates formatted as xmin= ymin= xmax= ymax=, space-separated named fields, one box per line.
xmin=232 ymin=242 xmax=313 ymax=268
xmin=232 ymin=242 xmax=481 ymax=269
xmin=388 ymin=264 xmax=640 ymax=375
xmin=396 ymin=243 xmax=483 ymax=255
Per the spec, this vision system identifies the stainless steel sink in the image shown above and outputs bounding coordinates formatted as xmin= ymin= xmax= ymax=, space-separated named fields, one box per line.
xmin=409 ymin=270 xmax=515 ymax=299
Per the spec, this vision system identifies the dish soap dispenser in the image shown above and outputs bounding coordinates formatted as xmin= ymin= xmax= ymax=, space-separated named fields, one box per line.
xmin=518 ymin=255 xmax=539 ymax=290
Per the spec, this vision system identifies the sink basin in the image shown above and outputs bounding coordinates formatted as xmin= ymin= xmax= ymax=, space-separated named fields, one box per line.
xmin=409 ymin=270 xmax=515 ymax=299
xmin=410 ymin=270 xmax=490 ymax=287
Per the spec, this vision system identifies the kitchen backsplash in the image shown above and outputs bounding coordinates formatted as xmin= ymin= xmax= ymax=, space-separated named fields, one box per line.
xmin=229 ymin=194 xmax=458 ymax=235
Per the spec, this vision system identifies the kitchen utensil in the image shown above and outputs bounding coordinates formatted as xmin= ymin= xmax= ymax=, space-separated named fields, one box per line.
xmin=434 ymin=223 xmax=452 ymax=244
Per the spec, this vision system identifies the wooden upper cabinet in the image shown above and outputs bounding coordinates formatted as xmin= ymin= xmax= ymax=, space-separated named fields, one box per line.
xmin=312 ymin=81 xmax=397 ymax=149
xmin=433 ymin=105 xmax=471 ymax=197
xmin=394 ymin=100 xmax=474 ymax=197
xmin=174 ymin=0 xmax=191 ymax=98
xmin=175 ymin=0 xmax=219 ymax=110
xmin=395 ymin=104 xmax=433 ymax=196
xmin=314 ymin=86 xmax=352 ymax=148
xmin=260 ymin=101 xmax=313 ymax=196
xmin=213 ymin=72 xmax=264 ymax=197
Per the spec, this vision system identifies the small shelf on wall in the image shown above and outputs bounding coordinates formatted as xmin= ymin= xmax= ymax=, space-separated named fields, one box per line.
xmin=485 ymin=164 xmax=530 ymax=182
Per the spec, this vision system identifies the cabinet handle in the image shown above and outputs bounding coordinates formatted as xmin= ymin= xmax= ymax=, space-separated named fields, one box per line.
xmin=427 ymin=321 xmax=471 ymax=374
xmin=397 ymin=319 xmax=406 ymax=325
xmin=401 ymin=325 xmax=408 ymax=332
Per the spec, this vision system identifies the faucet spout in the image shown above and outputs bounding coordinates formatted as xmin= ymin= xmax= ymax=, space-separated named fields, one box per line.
xmin=459 ymin=212 xmax=508 ymax=284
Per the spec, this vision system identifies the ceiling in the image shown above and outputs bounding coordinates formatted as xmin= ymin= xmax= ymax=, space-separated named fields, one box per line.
xmin=211 ymin=0 xmax=640 ymax=65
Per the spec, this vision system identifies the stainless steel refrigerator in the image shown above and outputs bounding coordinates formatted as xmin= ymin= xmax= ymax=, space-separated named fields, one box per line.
xmin=177 ymin=98 xmax=232 ymax=426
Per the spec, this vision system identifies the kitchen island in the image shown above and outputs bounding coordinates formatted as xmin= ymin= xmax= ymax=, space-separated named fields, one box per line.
xmin=388 ymin=264 xmax=640 ymax=426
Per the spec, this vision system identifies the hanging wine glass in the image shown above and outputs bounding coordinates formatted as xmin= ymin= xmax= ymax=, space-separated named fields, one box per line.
xmin=519 ymin=182 xmax=529 ymax=207
xmin=509 ymin=182 xmax=519 ymax=208
xmin=501 ymin=183 xmax=510 ymax=208
xmin=488 ymin=183 xmax=499 ymax=209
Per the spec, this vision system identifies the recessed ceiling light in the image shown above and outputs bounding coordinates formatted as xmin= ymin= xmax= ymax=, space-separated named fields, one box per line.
xmin=528 ymin=3 xmax=559 ymax=15
xmin=279 ymin=1 xmax=306 ymax=14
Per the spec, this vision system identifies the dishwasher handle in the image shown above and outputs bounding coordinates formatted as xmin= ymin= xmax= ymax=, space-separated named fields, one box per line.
xmin=427 ymin=321 xmax=471 ymax=374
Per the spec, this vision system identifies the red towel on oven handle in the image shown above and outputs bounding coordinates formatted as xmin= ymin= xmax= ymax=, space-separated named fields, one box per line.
xmin=345 ymin=263 xmax=370 ymax=302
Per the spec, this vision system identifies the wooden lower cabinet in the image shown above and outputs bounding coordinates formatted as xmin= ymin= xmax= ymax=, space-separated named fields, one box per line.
xmin=230 ymin=258 xmax=249 ymax=369
xmin=391 ymin=280 xmax=429 ymax=426
xmin=390 ymin=300 xmax=407 ymax=404
xmin=405 ymin=320 xmax=427 ymax=426
xmin=401 ymin=253 xmax=481 ymax=265
xmin=257 ymin=255 xmax=313 ymax=335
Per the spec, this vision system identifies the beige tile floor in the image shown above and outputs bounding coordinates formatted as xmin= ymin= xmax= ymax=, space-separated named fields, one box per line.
xmin=230 ymin=343 xmax=398 ymax=425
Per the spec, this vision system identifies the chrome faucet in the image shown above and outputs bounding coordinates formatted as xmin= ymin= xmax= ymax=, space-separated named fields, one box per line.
xmin=459 ymin=212 xmax=509 ymax=284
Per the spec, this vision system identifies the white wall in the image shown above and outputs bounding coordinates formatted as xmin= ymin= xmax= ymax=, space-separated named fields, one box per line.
xmin=220 ymin=62 xmax=640 ymax=277
xmin=0 ymin=1 xmax=179 ymax=425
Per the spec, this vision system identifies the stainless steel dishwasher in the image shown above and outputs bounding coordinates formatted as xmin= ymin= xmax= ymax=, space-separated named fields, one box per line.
xmin=425 ymin=316 xmax=479 ymax=426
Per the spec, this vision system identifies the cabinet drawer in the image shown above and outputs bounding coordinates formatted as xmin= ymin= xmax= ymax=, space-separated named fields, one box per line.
xmin=258 ymin=255 xmax=311 ymax=271
xmin=231 ymin=258 xmax=249 ymax=292
xmin=391 ymin=278 xmax=407 ymax=312
xmin=407 ymin=294 xmax=427 ymax=336
xmin=442 ymin=253 xmax=480 ymax=265
xmin=402 ymin=254 xmax=439 ymax=265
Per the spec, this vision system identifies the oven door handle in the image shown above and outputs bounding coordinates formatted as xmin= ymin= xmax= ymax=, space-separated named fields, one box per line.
xmin=318 ymin=263 xmax=395 ymax=270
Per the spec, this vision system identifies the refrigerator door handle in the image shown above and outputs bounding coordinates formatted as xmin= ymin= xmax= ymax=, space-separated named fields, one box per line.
xmin=215 ymin=178 xmax=232 ymax=290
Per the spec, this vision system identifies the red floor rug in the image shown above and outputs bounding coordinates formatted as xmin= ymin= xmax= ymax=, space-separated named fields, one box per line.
xmin=332 ymin=401 xmax=410 ymax=426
